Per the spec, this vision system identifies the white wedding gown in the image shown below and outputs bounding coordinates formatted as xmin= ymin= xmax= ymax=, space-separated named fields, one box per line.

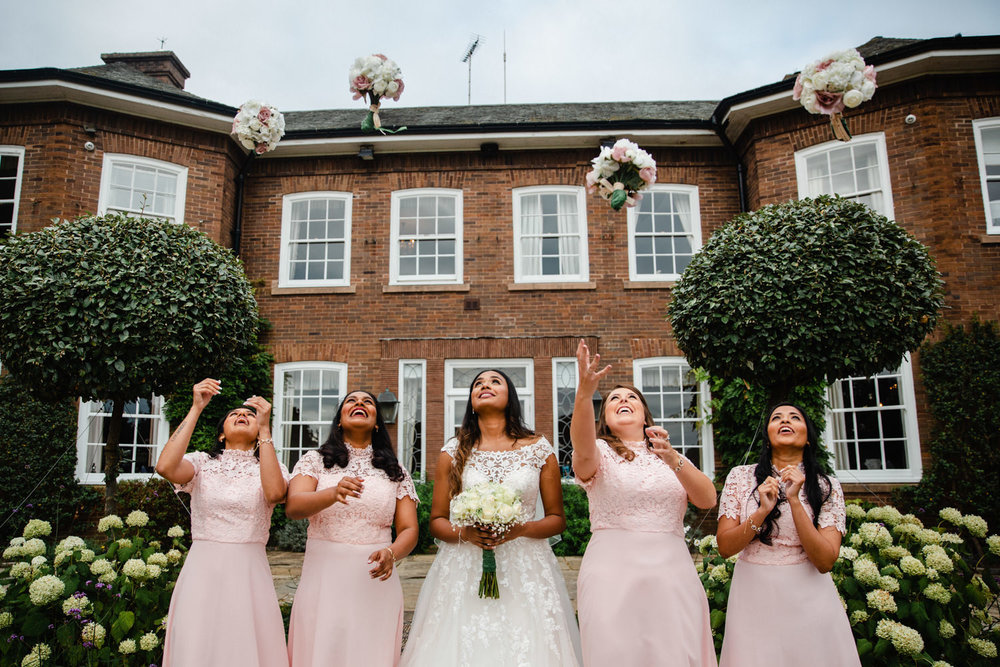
xmin=401 ymin=437 xmax=582 ymax=667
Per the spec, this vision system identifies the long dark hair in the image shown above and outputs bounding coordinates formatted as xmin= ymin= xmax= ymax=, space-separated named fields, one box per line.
xmin=752 ymin=402 xmax=832 ymax=545
xmin=448 ymin=369 xmax=534 ymax=498
xmin=319 ymin=390 xmax=404 ymax=482
xmin=209 ymin=406 xmax=260 ymax=460
xmin=595 ymin=384 xmax=655 ymax=461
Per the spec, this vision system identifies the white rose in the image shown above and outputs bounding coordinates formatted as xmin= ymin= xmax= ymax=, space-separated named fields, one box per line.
xmin=861 ymin=80 xmax=876 ymax=99
xmin=843 ymin=90 xmax=864 ymax=108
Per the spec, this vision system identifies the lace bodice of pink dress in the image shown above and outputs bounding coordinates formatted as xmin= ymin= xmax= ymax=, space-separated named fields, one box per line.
xmin=719 ymin=464 xmax=846 ymax=565
xmin=292 ymin=447 xmax=417 ymax=544
xmin=577 ymin=439 xmax=690 ymax=536
xmin=175 ymin=449 xmax=289 ymax=544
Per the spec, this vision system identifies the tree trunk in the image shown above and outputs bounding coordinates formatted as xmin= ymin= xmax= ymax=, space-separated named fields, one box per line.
xmin=103 ymin=398 xmax=125 ymax=515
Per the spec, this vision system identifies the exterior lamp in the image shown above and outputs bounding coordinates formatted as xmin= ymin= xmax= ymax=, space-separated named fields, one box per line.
xmin=377 ymin=388 xmax=399 ymax=424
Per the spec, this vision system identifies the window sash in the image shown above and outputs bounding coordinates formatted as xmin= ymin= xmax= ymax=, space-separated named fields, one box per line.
xmin=76 ymin=396 xmax=169 ymax=484
xmin=398 ymin=359 xmax=426 ymax=481
xmin=973 ymin=118 xmax=1000 ymax=234
xmin=390 ymin=189 xmax=463 ymax=284
xmin=272 ymin=362 xmax=348 ymax=470
xmin=443 ymin=360 xmax=534 ymax=442
xmin=552 ymin=358 xmax=578 ymax=479
xmin=98 ymin=154 xmax=187 ymax=225
xmin=627 ymin=185 xmax=701 ymax=281
xmin=279 ymin=192 xmax=353 ymax=287
xmin=794 ymin=134 xmax=894 ymax=219
xmin=0 ymin=146 xmax=25 ymax=237
xmin=513 ymin=187 xmax=588 ymax=283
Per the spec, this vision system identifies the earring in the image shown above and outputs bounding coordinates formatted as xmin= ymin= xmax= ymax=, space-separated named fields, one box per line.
xmin=375 ymin=425 xmax=379 ymax=432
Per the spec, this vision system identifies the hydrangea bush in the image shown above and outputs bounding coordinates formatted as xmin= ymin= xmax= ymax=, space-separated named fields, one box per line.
xmin=0 ymin=513 xmax=189 ymax=665
xmin=695 ymin=503 xmax=1000 ymax=665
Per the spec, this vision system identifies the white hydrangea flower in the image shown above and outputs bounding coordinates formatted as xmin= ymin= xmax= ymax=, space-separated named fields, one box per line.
xmin=969 ymin=637 xmax=998 ymax=658
xmin=20 ymin=643 xmax=52 ymax=667
xmin=30 ymin=556 xmax=46 ymax=568
xmin=125 ymin=510 xmax=149 ymax=528
xmin=28 ymin=574 xmax=65 ymax=605
xmin=139 ymin=632 xmax=160 ymax=651
xmin=81 ymin=622 xmax=106 ymax=648
xmin=122 ymin=559 xmax=148 ymax=580
xmin=838 ymin=546 xmax=859 ymax=561
xmin=922 ymin=545 xmax=954 ymax=573
xmin=986 ymin=535 xmax=1000 ymax=556
xmin=697 ymin=535 xmax=717 ymax=555
xmin=0 ymin=611 xmax=12 ymax=630
xmin=89 ymin=559 xmax=113 ymax=575
xmin=55 ymin=536 xmax=86 ymax=553
xmin=853 ymin=557 xmax=882 ymax=587
xmin=166 ymin=549 xmax=183 ymax=565
xmin=850 ymin=610 xmax=869 ymax=625
xmin=10 ymin=562 xmax=32 ymax=579
xmin=892 ymin=523 xmax=921 ymax=540
xmin=866 ymin=589 xmax=897 ymax=613
xmin=938 ymin=507 xmax=963 ymax=525
xmin=98 ymin=572 xmax=116 ymax=584
xmin=0 ymin=585 xmax=5 ymax=601
xmin=919 ymin=529 xmax=942 ymax=545
xmin=931 ymin=662 xmax=953 ymax=667
xmin=80 ymin=549 xmax=95 ymax=563
xmin=167 ymin=526 xmax=185 ymax=538
xmin=708 ymin=564 xmax=730 ymax=582
xmin=146 ymin=564 xmax=162 ymax=579
xmin=849 ymin=533 xmax=863 ymax=547
xmin=22 ymin=538 xmax=46 ymax=558
xmin=845 ymin=504 xmax=867 ymax=520
xmin=97 ymin=515 xmax=123 ymax=533
xmin=926 ymin=568 xmax=939 ymax=581
xmin=147 ymin=552 xmax=168 ymax=568
xmin=116 ymin=538 xmax=132 ymax=549
xmin=899 ymin=513 xmax=923 ymax=527
xmin=694 ymin=560 xmax=705 ymax=573
xmin=875 ymin=618 xmax=924 ymax=656
xmin=867 ymin=506 xmax=903 ymax=526
xmin=938 ymin=619 xmax=956 ymax=638
xmin=879 ymin=576 xmax=900 ymax=593
xmin=2 ymin=545 xmax=21 ymax=559
xmin=22 ymin=519 xmax=52 ymax=539
xmin=899 ymin=555 xmax=926 ymax=576
xmin=963 ymin=514 xmax=988 ymax=538
xmin=54 ymin=551 xmax=72 ymax=567
xmin=880 ymin=545 xmax=910 ymax=561
xmin=62 ymin=594 xmax=91 ymax=616
xmin=118 ymin=638 xmax=137 ymax=654
xmin=922 ymin=583 xmax=952 ymax=604
xmin=939 ymin=533 xmax=963 ymax=545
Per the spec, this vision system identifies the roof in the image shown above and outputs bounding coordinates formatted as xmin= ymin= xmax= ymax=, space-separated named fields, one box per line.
xmin=68 ymin=62 xmax=206 ymax=103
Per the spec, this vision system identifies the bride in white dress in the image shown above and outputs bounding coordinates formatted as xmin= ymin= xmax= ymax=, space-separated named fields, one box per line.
xmin=401 ymin=369 xmax=582 ymax=666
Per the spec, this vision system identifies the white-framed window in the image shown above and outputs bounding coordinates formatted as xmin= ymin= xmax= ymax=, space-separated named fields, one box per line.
xmin=794 ymin=133 xmax=895 ymax=218
xmin=444 ymin=359 xmax=535 ymax=442
xmin=75 ymin=396 xmax=169 ymax=485
xmin=633 ymin=357 xmax=714 ymax=474
xmin=973 ymin=117 xmax=1000 ymax=234
xmin=552 ymin=357 xmax=578 ymax=479
xmin=98 ymin=153 xmax=188 ymax=224
xmin=627 ymin=184 xmax=702 ymax=281
xmin=278 ymin=192 xmax=353 ymax=287
xmin=390 ymin=189 xmax=463 ymax=285
xmin=272 ymin=362 xmax=348 ymax=470
xmin=398 ymin=359 xmax=426 ymax=481
xmin=0 ymin=145 xmax=25 ymax=237
xmin=512 ymin=186 xmax=589 ymax=283
xmin=825 ymin=355 xmax=922 ymax=483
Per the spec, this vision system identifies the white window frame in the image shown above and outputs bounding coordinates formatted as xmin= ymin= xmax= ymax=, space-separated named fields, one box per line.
xmin=626 ymin=184 xmax=702 ymax=282
xmin=389 ymin=188 xmax=463 ymax=285
xmin=97 ymin=153 xmax=188 ymax=224
xmin=552 ymin=357 xmax=579 ymax=480
xmin=633 ymin=357 xmax=715 ymax=475
xmin=0 ymin=145 xmax=26 ymax=236
xmin=398 ymin=359 xmax=427 ymax=482
xmin=512 ymin=186 xmax=589 ymax=283
xmin=444 ymin=359 xmax=535 ymax=444
xmin=794 ymin=132 xmax=895 ymax=219
xmin=75 ymin=396 xmax=170 ymax=485
xmin=972 ymin=117 xmax=1000 ymax=235
xmin=825 ymin=355 xmax=922 ymax=484
xmin=272 ymin=361 xmax=348 ymax=468
xmin=278 ymin=191 xmax=353 ymax=288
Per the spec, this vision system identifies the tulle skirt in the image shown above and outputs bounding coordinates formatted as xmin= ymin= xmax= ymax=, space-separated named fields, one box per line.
xmin=720 ymin=559 xmax=861 ymax=666
xmin=288 ymin=538 xmax=403 ymax=667
xmin=163 ymin=540 xmax=288 ymax=667
xmin=401 ymin=538 xmax=581 ymax=667
xmin=577 ymin=529 xmax=717 ymax=667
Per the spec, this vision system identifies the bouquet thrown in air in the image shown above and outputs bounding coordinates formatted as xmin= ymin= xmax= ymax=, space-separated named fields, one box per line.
xmin=349 ymin=53 xmax=406 ymax=134
xmin=231 ymin=100 xmax=285 ymax=154
xmin=586 ymin=138 xmax=657 ymax=211
xmin=450 ymin=482 xmax=524 ymax=599
xmin=793 ymin=48 xmax=877 ymax=141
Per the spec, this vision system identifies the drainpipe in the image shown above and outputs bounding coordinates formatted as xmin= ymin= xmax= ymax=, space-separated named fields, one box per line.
xmin=231 ymin=152 xmax=256 ymax=256
xmin=711 ymin=116 xmax=747 ymax=214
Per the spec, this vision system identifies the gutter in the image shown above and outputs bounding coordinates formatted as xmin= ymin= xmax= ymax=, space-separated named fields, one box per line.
xmin=231 ymin=153 xmax=255 ymax=257
xmin=710 ymin=115 xmax=747 ymax=214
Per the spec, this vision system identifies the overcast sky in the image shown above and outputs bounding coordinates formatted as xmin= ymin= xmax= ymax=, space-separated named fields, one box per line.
xmin=2 ymin=0 xmax=998 ymax=111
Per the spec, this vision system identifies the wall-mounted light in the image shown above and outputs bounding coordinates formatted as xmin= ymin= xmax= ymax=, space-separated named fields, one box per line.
xmin=377 ymin=388 xmax=399 ymax=424
xmin=358 ymin=144 xmax=375 ymax=160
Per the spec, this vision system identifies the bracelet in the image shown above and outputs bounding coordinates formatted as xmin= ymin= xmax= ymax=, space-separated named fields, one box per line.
xmin=748 ymin=518 xmax=763 ymax=534
xmin=673 ymin=456 xmax=685 ymax=472
xmin=384 ymin=546 xmax=396 ymax=562
xmin=258 ymin=438 xmax=274 ymax=447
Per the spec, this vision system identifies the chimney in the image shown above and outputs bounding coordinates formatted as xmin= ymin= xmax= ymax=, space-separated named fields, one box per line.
xmin=100 ymin=51 xmax=191 ymax=89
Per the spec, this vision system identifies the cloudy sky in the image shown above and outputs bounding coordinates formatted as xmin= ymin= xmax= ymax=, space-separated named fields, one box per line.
xmin=2 ymin=0 xmax=998 ymax=111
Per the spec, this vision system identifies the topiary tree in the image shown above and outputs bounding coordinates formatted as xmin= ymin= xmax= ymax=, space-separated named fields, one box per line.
xmin=0 ymin=213 xmax=258 ymax=512
xmin=668 ymin=196 xmax=943 ymax=404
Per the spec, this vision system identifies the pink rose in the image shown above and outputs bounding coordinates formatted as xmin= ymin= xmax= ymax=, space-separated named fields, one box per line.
xmin=813 ymin=90 xmax=845 ymax=115
xmin=374 ymin=53 xmax=387 ymax=61
xmin=352 ymin=75 xmax=372 ymax=92
xmin=390 ymin=78 xmax=405 ymax=102
xmin=255 ymin=144 xmax=268 ymax=154
xmin=611 ymin=144 xmax=630 ymax=162
xmin=815 ymin=58 xmax=833 ymax=72
xmin=864 ymin=64 xmax=877 ymax=83
xmin=257 ymin=106 xmax=271 ymax=123
xmin=231 ymin=119 xmax=239 ymax=133
xmin=639 ymin=167 xmax=657 ymax=184
xmin=585 ymin=171 xmax=598 ymax=193
xmin=792 ymin=73 xmax=804 ymax=100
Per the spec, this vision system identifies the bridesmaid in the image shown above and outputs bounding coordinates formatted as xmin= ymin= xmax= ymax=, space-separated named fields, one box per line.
xmin=716 ymin=403 xmax=859 ymax=667
xmin=285 ymin=390 xmax=418 ymax=667
xmin=570 ymin=340 xmax=718 ymax=667
xmin=156 ymin=378 xmax=290 ymax=667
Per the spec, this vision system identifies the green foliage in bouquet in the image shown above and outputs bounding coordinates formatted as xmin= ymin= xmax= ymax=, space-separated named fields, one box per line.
xmin=0 ymin=512 xmax=191 ymax=665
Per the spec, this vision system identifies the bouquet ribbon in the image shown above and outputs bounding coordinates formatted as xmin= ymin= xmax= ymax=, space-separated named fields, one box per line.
xmin=361 ymin=99 xmax=407 ymax=135
xmin=597 ymin=178 xmax=636 ymax=210
xmin=830 ymin=112 xmax=851 ymax=142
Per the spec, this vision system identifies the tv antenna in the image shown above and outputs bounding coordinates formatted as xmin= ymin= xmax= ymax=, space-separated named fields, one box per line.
xmin=158 ymin=37 xmax=167 ymax=50
xmin=461 ymin=34 xmax=482 ymax=106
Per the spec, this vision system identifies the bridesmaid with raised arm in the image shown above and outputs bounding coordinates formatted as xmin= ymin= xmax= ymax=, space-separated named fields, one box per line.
xmin=156 ymin=378 xmax=290 ymax=667
xmin=571 ymin=340 xmax=718 ymax=667
xmin=285 ymin=390 xmax=419 ymax=667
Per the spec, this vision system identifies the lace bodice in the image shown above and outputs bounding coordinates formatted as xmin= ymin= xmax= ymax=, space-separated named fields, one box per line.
xmin=443 ymin=437 xmax=554 ymax=524
xmin=719 ymin=464 xmax=847 ymax=565
xmin=576 ymin=439 xmax=691 ymax=535
xmin=175 ymin=449 xmax=289 ymax=544
xmin=292 ymin=447 xmax=417 ymax=545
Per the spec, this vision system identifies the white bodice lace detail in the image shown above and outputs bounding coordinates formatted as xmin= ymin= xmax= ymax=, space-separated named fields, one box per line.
xmin=576 ymin=439 xmax=691 ymax=535
xmin=719 ymin=464 xmax=847 ymax=565
xmin=292 ymin=447 xmax=417 ymax=545
xmin=175 ymin=449 xmax=289 ymax=544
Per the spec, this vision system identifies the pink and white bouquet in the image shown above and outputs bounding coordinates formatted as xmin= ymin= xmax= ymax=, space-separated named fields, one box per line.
xmin=450 ymin=482 xmax=523 ymax=598
xmin=586 ymin=138 xmax=657 ymax=211
xmin=231 ymin=100 xmax=285 ymax=154
xmin=349 ymin=53 xmax=406 ymax=134
xmin=793 ymin=48 xmax=877 ymax=141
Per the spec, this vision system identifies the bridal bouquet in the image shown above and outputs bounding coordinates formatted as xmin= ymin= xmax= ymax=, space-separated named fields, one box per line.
xmin=349 ymin=53 xmax=406 ymax=134
xmin=231 ymin=100 xmax=285 ymax=154
xmin=793 ymin=48 xmax=877 ymax=141
xmin=586 ymin=138 xmax=657 ymax=211
xmin=450 ymin=482 xmax=524 ymax=598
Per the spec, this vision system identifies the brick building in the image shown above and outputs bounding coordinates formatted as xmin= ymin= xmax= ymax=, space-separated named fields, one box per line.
xmin=1 ymin=36 xmax=997 ymax=499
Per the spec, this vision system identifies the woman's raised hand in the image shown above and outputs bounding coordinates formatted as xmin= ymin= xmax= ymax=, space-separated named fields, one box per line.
xmin=779 ymin=465 xmax=805 ymax=500
xmin=193 ymin=378 xmax=221 ymax=411
xmin=332 ymin=476 xmax=365 ymax=504
xmin=243 ymin=395 xmax=272 ymax=427
xmin=757 ymin=476 xmax=781 ymax=514
xmin=645 ymin=426 xmax=682 ymax=468
xmin=576 ymin=338 xmax=611 ymax=393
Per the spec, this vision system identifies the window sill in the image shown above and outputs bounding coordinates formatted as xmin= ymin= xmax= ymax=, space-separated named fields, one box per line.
xmin=383 ymin=283 xmax=471 ymax=293
xmin=508 ymin=281 xmax=596 ymax=291
xmin=980 ymin=234 xmax=1000 ymax=245
xmin=623 ymin=280 xmax=677 ymax=289
xmin=269 ymin=281 xmax=356 ymax=295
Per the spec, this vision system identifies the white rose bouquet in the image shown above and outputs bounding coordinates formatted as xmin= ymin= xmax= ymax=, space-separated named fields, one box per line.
xmin=793 ymin=48 xmax=877 ymax=141
xmin=349 ymin=53 xmax=406 ymax=134
xmin=586 ymin=138 xmax=657 ymax=211
xmin=450 ymin=482 xmax=524 ymax=598
xmin=231 ymin=100 xmax=285 ymax=154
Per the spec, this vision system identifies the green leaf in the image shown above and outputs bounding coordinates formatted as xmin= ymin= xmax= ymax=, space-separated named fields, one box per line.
xmin=710 ymin=609 xmax=725 ymax=629
xmin=856 ymin=638 xmax=873 ymax=656
xmin=111 ymin=610 xmax=135 ymax=641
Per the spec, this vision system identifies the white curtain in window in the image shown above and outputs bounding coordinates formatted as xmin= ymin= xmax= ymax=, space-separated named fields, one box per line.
xmin=520 ymin=195 xmax=542 ymax=276
xmin=557 ymin=194 xmax=579 ymax=276
xmin=674 ymin=192 xmax=691 ymax=235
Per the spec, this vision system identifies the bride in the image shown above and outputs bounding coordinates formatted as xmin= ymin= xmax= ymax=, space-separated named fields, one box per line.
xmin=401 ymin=369 xmax=582 ymax=666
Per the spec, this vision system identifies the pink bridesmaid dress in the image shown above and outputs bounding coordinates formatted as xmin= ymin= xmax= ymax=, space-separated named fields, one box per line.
xmin=163 ymin=449 xmax=291 ymax=667
xmin=718 ymin=464 xmax=860 ymax=667
xmin=287 ymin=447 xmax=417 ymax=667
xmin=576 ymin=439 xmax=717 ymax=667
